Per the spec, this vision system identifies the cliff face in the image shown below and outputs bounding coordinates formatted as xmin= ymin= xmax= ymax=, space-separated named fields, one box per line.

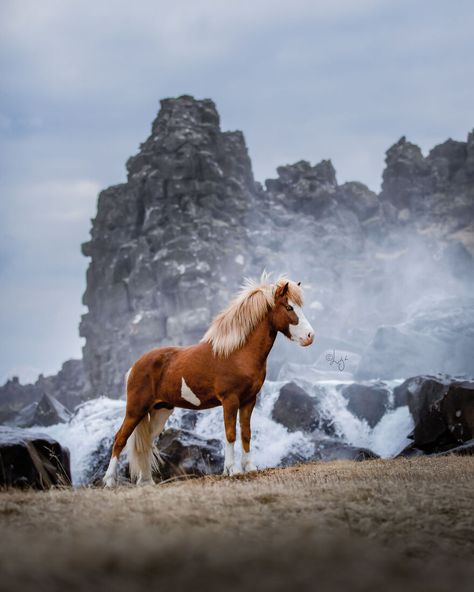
xmin=76 ymin=96 xmax=474 ymax=394
xmin=381 ymin=134 xmax=474 ymax=245
xmin=80 ymin=96 xmax=259 ymax=395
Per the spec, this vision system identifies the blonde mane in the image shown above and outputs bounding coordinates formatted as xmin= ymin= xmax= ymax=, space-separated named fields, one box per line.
xmin=201 ymin=273 xmax=304 ymax=357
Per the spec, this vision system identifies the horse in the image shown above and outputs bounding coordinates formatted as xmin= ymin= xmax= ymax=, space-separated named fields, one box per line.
xmin=103 ymin=274 xmax=315 ymax=487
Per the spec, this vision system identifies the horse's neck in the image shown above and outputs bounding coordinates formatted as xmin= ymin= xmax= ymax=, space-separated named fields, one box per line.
xmin=237 ymin=316 xmax=277 ymax=367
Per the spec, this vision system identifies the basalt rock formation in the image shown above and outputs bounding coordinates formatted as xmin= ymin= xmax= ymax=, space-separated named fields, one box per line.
xmin=80 ymin=96 xmax=259 ymax=396
xmin=0 ymin=359 xmax=90 ymax=427
xmin=80 ymin=96 xmax=392 ymax=395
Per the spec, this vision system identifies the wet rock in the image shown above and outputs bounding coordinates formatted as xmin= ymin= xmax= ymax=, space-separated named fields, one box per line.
xmin=155 ymin=428 xmax=223 ymax=480
xmin=311 ymin=438 xmax=379 ymax=461
xmin=272 ymin=382 xmax=322 ymax=433
xmin=398 ymin=376 xmax=474 ymax=452
xmin=0 ymin=426 xmax=71 ymax=488
xmin=280 ymin=438 xmax=379 ymax=466
xmin=393 ymin=375 xmax=454 ymax=419
xmin=179 ymin=410 xmax=200 ymax=431
xmin=341 ymin=382 xmax=390 ymax=428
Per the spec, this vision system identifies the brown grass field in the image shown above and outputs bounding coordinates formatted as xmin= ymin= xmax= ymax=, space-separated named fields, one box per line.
xmin=0 ymin=456 xmax=473 ymax=592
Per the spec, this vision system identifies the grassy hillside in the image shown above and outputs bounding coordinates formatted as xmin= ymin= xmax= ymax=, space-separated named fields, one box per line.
xmin=0 ymin=457 xmax=473 ymax=592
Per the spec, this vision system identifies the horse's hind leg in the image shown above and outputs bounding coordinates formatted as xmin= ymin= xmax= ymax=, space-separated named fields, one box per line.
xmin=103 ymin=409 xmax=145 ymax=488
xmin=136 ymin=406 xmax=174 ymax=485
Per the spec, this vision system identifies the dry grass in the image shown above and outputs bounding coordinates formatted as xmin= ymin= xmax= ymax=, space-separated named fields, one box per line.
xmin=0 ymin=456 xmax=473 ymax=592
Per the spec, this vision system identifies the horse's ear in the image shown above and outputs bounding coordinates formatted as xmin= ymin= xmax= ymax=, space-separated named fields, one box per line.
xmin=276 ymin=282 xmax=289 ymax=299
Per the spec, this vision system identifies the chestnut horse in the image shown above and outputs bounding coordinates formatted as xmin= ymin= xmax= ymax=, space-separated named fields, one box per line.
xmin=103 ymin=275 xmax=314 ymax=487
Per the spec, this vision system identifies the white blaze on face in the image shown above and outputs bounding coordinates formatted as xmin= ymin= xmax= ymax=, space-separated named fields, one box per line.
xmin=181 ymin=377 xmax=201 ymax=406
xmin=288 ymin=301 xmax=315 ymax=346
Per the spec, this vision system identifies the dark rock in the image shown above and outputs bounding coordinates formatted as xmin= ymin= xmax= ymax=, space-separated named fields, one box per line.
xmin=155 ymin=428 xmax=223 ymax=480
xmin=9 ymin=402 xmax=38 ymax=428
xmin=440 ymin=381 xmax=474 ymax=443
xmin=311 ymin=438 xmax=379 ymax=461
xmin=0 ymin=360 xmax=91 ymax=427
xmin=0 ymin=426 xmax=71 ymax=488
xmin=8 ymin=393 xmax=71 ymax=428
xmin=31 ymin=393 xmax=71 ymax=427
xmin=395 ymin=443 xmax=426 ymax=458
xmin=272 ymin=382 xmax=321 ymax=433
xmin=434 ymin=438 xmax=474 ymax=457
xmin=393 ymin=375 xmax=454 ymax=420
xmin=0 ymin=377 xmax=42 ymax=424
xmin=396 ymin=376 xmax=474 ymax=452
xmin=36 ymin=359 xmax=92 ymax=411
xmin=341 ymin=382 xmax=390 ymax=427
xmin=179 ymin=410 xmax=200 ymax=431
xmin=280 ymin=438 xmax=379 ymax=466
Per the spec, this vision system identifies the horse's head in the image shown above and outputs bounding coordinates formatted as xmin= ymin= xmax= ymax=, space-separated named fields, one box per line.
xmin=271 ymin=281 xmax=315 ymax=347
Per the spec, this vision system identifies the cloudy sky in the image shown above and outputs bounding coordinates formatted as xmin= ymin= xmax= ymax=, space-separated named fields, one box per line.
xmin=0 ymin=0 xmax=473 ymax=383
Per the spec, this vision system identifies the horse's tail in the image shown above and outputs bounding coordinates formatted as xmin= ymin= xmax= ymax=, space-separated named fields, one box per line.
xmin=126 ymin=414 xmax=160 ymax=482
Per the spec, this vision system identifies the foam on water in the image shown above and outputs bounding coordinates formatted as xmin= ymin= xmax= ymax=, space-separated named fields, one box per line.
xmin=23 ymin=376 xmax=415 ymax=485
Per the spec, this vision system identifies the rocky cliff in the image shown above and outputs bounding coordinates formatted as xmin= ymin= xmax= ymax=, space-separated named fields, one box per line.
xmin=78 ymin=95 xmax=473 ymax=396
xmin=80 ymin=96 xmax=259 ymax=395
xmin=1 ymin=95 xmax=473 ymax=408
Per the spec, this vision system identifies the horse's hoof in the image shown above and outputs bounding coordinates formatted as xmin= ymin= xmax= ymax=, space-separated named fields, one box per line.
xmin=223 ymin=464 xmax=241 ymax=476
xmin=103 ymin=475 xmax=117 ymax=488
xmin=242 ymin=462 xmax=257 ymax=473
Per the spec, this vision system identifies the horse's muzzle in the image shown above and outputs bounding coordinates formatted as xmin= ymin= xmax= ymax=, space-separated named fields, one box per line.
xmin=300 ymin=333 xmax=315 ymax=347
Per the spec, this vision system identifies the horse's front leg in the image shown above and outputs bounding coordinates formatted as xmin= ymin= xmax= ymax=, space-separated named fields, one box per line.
xmin=239 ymin=399 xmax=257 ymax=473
xmin=222 ymin=396 xmax=241 ymax=476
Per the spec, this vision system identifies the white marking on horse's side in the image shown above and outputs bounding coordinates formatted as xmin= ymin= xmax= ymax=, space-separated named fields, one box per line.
xmin=103 ymin=456 xmax=118 ymax=488
xmin=288 ymin=301 xmax=314 ymax=345
xmin=181 ymin=377 xmax=201 ymax=406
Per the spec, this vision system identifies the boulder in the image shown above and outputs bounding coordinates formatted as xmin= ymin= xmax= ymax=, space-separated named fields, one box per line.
xmin=0 ymin=426 xmax=71 ymax=488
xmin=156 ymin=428 xmax=223 ymax=480
xmin=179 ymin=410 xmax=200 ymax=431
xmin=32 ymin=393 xmax=71 ymax=427
xmin=341 ymin=382 xmax=390 ymax=427
xmin=393 ymin=375 xmax=454 ymax=419
xmin=311 ymin=437 xmax=379 ymax=461
xmin=280 ymin=438 xmax=379 ymax=466
xmin=272 ymin=382 xmax=322 ymax=433
xmin=397 ymin=376 xmax=474 ymax=452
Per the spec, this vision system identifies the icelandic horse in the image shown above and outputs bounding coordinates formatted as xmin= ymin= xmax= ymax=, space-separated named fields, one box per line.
xmin=104 ymin=275 xmax=315 ymax=487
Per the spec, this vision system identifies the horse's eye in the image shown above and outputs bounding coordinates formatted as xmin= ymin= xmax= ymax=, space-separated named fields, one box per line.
xmin=286 ymin=305 xmax=294 ymax=312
